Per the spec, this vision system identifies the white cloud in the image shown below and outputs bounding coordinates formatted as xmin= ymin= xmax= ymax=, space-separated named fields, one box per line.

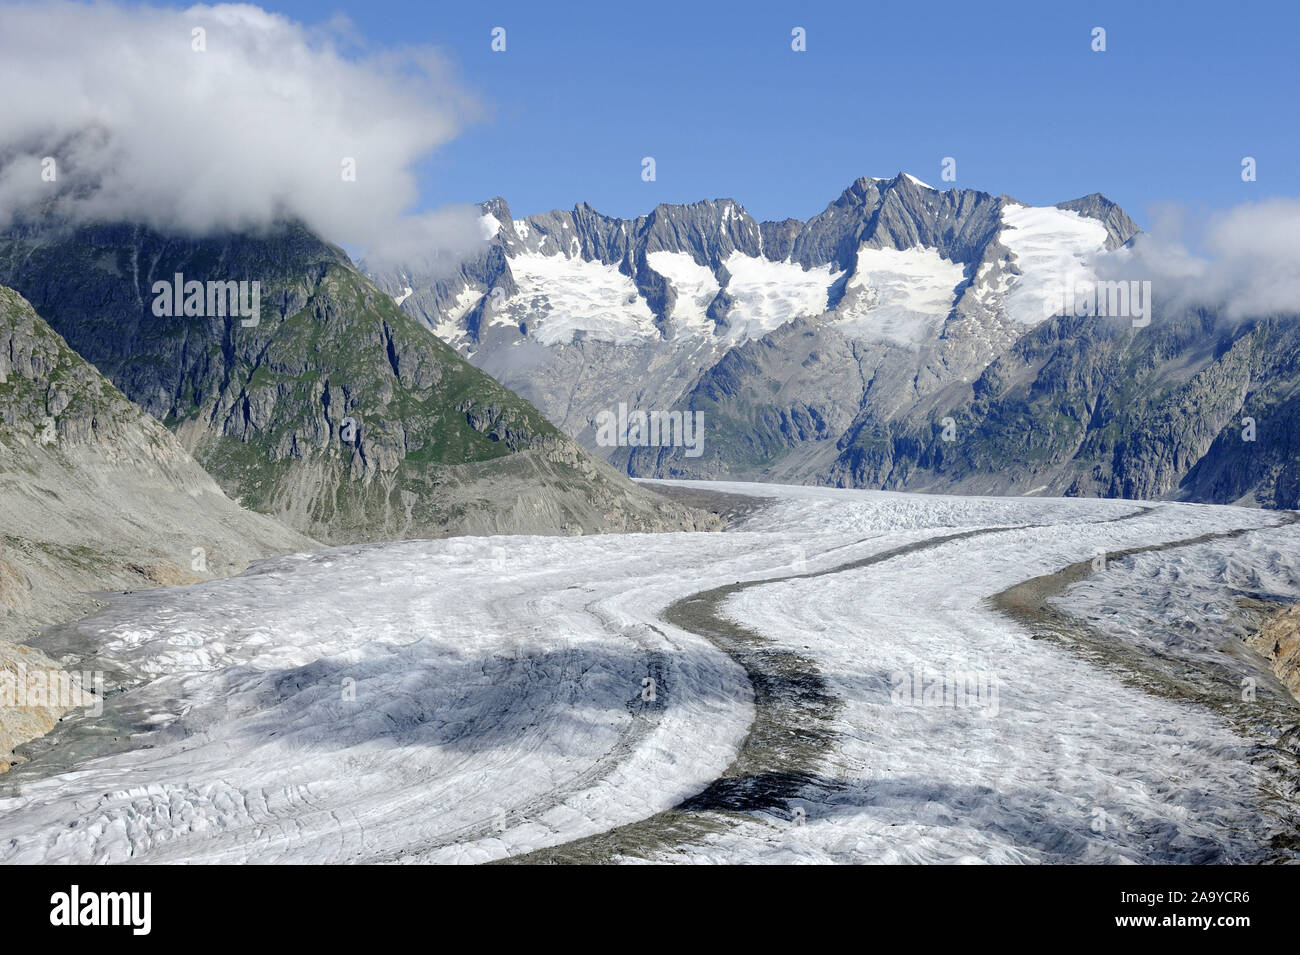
xmin=0 ymin=1 xmax=486 ymax=258
xmin=360 ymin=206 xmax=494 ymax=277
xmin=1097 ymin=199 xmax=1300 ymax=322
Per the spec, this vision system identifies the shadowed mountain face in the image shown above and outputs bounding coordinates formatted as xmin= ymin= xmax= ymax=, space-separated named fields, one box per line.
xmin=367 ymin=174 xmax=1299 ymax=509
xmin=824 ymin=310 xmax=1300 ymax=507
xmin=0 ymin=283 xmax=314 ymax=641
xmin=0 ymin=222 xmax=716 ymax=543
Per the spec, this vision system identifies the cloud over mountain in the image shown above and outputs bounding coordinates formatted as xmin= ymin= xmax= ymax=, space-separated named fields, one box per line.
xmin=0 ymin=1 xmax=485 ymax=255
xmin=1100 ymin=199 xmax=1300 ymax=322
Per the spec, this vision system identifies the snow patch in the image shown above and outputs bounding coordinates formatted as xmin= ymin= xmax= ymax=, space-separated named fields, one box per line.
xmin=430 ymin=285 xmax=484 ymax=346
xmin=646 ymin=251 xmax=719 ymax=337
xmin=832 ymin=246 xmax=964 ymax=346
xmin=718 ymin=252 xmax=842 ymax=342
xmin=1000 ymin=204 xmax=1109 ymax=325
xmin=504 ymin=252 xmax=658 ymax=345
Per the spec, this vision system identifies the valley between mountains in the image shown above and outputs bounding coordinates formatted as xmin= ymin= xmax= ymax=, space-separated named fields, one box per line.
xmin=1 ymin=170 xmax=1297 ymax=865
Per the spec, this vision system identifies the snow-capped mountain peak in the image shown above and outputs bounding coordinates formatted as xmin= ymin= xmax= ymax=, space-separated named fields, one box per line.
xmin=371 ymin=174 xmax=1136 ymax=353
xmin=364 ymin=175 xmax=1142 ymax=469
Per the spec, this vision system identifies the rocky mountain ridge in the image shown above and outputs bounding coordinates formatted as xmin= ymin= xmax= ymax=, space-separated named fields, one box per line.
xmin=368 ymin=174 xmax=1297 ymax=509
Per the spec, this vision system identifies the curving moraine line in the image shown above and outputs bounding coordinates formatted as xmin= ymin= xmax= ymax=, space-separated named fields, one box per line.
xmin=990 ymin=511 xmax=1300 ymax=860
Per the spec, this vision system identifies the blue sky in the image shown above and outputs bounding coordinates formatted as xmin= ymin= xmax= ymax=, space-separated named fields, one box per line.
xmin=192 ymin=0 xmax=1296 ymax=227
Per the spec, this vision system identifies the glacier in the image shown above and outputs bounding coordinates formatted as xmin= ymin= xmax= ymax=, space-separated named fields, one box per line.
xmin=1 ymin=482 xmax=1296 ymax=864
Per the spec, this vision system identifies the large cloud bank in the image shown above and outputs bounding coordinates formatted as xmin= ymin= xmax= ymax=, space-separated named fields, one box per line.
xmin=0 ymin=1 xmax=486 ymax=263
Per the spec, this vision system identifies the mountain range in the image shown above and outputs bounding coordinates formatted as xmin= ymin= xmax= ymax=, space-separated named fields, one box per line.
xmin=1 ymin=168 xmax=1294 ymax=644
xmin=368 ymin=173 xmax=1299 ymax=508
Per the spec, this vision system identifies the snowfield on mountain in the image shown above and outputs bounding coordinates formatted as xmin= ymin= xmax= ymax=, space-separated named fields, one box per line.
xmin=3 ymin=482 xmax=1297 ymax=864
xmin=369 ymin=174 xmax=1300 ymax=510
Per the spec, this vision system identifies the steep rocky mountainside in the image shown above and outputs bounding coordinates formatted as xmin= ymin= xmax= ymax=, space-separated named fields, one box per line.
xmin=0 ymin=223 xmax=715 ymax=543
xmin=824 ymin=309 xmax=1300 ymax=507
xmin=0 ymin=283 xmax=317 ymax=767
xmin=0 ymin=283 xmax=315 ymax=640
xmin=369 ymin=174 xmax=1298 ymax=508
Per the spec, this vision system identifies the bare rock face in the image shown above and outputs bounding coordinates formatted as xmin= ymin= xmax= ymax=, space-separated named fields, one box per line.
xmin=1250 ymin=604 xmax=1300 ymax=701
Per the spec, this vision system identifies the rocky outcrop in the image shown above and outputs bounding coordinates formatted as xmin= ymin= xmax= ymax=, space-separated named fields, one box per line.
xmin=1249 ymin=603 xmax=1300 ymax=701
xmin=1055 ymin=193 xmax=1141 ymax=249
xmin=0 ymin=640 xmax=94 ymax=773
